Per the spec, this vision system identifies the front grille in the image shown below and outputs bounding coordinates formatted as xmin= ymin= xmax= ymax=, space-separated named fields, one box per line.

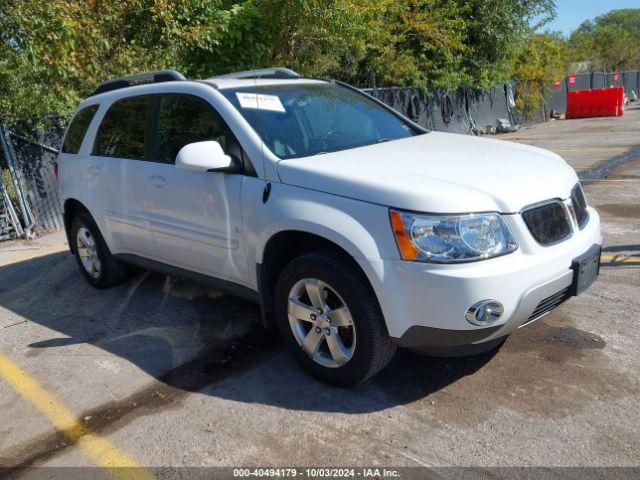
xmin=522 ymin=201 xmax=571 ymax=245
xmin=571 ymin=183 xmax=588 ymax=228
xmin=526 ymin=287 xmax=570 ymax=324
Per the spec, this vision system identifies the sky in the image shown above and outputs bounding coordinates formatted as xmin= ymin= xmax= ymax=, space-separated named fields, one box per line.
xmin=544 ymin=0 xmax=640 ymax=36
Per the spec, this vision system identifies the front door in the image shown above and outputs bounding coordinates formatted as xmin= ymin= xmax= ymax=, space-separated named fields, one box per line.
xmin=144 ymin=93 xmax=249 ymax=284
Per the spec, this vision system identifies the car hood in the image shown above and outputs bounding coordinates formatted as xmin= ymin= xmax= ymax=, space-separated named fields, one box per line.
xmin=276 ymin=131 xmax=579 ymax=213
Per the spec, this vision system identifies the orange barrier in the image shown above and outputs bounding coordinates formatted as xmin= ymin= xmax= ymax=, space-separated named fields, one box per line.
xmin=566 ymin=87 xmax=624 ymax=119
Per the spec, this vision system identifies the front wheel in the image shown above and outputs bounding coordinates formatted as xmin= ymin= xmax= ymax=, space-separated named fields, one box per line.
xmin=274 ymin=250 xmax=396 ymax=386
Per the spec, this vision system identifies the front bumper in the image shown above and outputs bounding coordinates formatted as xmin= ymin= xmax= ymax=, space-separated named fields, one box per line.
xmin=363 ymin=207 xmax=602 ymax=354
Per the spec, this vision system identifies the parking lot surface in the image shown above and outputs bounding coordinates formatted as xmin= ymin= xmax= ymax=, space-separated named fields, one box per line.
xmin=1 ymin=106 xmax=639 ymax=476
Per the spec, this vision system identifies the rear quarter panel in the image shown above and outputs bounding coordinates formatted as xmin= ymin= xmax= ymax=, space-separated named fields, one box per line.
xmin=58 ymin=102 xmax=115 ymax=249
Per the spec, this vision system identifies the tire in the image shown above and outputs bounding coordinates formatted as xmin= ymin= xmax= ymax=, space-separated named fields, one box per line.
xmin=274 ymin=250 xmax=396 ymax=386
xmin=70 ymin=213 xmax=132 ymax=288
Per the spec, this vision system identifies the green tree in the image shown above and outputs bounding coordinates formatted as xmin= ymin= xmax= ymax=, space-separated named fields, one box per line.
xmin=0 ymin=0 xmax=238 ymax=128
xmin=568 ymin=9 xmax=640 ymax=71
xmin=454 ymin=0 xmax=556 ymax=87
xmin=0 ymin=0 xmax=382 ymax=128
xmin=186 ymin=0 xmax=383 ymax=83
xmin=360 ymin=1 xmax=467 ymax=90
xmin=512 ymin=32 xmax=567 ymax=118
xmin=0 ymin=0 xmax=560 ymax=130
xmin=343 ymin=0 xmax=557 ymax=90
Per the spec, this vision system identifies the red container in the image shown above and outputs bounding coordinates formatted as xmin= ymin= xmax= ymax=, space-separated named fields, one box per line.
xmin=566 ymin=87 xmax=624 ymax=119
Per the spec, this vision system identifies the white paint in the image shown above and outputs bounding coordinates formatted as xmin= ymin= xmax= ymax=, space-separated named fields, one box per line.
xmin=175 ymin=141 xmax=233 ymax=173
xmin=277 ymin=132 xmax=579 ymax=213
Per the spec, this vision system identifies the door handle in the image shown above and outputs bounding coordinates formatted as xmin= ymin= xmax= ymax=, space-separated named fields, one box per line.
xmin=88 ymin=165 xmax=101 ymax=176
xmin=146 ymin=175 xmax=167 ymax=187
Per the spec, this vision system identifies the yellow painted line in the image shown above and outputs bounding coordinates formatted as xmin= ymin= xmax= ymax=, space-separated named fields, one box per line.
xmin=601 ymin=253 xmax=640 ymax=265
xmin=0 ymin=352 xmax=155 ymax=480
xmin=0 ymin=244 xmax=68 ymax=267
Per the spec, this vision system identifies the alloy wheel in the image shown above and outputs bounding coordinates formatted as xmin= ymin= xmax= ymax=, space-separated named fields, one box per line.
xmin=76 ymin=227 xmax=101 ymax=279
xmin=287 ymin=278 xmax=356 ymax=368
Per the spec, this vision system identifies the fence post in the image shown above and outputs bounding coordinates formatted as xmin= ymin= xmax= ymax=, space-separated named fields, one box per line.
xmin=0 ymin=124 xmax=34 ymax=236
xmin=0 ymin=178 xmax=24 ymax=238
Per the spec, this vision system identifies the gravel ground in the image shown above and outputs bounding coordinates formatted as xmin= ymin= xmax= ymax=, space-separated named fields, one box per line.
xmin=0 ymin=106 xmax=639 ymax=477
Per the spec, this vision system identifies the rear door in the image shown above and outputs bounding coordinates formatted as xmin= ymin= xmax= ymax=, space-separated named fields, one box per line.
xmin=59 ymin=104 xmax=101 ymax=226
xmin=144 ymin=93 xmax=249 ymax=284
xmin=92 ymin=94 xmax=156 ymax=256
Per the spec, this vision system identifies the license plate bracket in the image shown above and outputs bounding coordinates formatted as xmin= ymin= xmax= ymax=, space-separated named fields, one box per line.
xmin=570 ymin=244 xmax=601 ymax=296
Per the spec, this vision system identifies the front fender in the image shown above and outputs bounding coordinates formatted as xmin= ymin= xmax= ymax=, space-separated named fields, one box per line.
xmin=241 ymin=179 xmax=399 ymax=288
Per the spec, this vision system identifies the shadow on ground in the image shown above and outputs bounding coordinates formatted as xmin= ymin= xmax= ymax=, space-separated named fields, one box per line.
xmin=603 ymin=244 xmax=640 ymax=253
xmin=601 ymin=244 xmax=640 ymax=267
xmin=0 ymin=252 xmax=498 ymax=416
xmin=1 ymin=250 xmax=634 ymax=473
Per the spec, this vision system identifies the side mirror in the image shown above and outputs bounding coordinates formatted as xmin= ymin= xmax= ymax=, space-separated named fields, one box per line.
xmin=175 ymin=141 xmax=239 ymax=173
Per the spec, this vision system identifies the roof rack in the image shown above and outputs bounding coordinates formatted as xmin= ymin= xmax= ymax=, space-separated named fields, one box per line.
xmin=208 ymin=67 xmax=300 ymax=81
xmin=90 ymin=70 xmax=186 ymax=96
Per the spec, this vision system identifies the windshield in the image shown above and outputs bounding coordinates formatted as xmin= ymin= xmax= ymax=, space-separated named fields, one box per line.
xmin=221 ymin=83 xmax=417 ymax=159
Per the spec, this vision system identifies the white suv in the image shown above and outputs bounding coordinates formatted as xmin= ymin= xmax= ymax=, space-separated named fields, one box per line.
xmin=58 ymin=68 xmax=602 ymax=386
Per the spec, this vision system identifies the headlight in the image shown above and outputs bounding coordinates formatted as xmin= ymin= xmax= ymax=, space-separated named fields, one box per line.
xmin=389 ymin=209 xmax=518 ymax=263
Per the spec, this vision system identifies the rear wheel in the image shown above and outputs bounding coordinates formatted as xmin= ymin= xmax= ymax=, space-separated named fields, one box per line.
xmin=274 ymin=250 xmax=396 ymax=386
xmin=71 ymin=213 xmax=131 ymax=288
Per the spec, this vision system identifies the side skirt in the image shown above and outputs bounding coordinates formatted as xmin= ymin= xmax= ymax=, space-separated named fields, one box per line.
xmin=115 ymin=253 xmax=259 ymax=304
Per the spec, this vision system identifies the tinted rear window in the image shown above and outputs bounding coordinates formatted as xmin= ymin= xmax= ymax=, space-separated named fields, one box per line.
xmin=62 ymin=105 xmax=99 ymax=154
xmin=95 ymin=95 xmax=154 ymax=159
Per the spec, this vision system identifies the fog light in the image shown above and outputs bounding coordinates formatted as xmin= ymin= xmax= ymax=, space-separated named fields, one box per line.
xmin=465 ymin=300 xmax=504 ymax=326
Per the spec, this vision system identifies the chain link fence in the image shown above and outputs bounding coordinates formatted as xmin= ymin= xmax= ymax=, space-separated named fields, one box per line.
xmin=0 ymin=126 xmax=63 ymax=240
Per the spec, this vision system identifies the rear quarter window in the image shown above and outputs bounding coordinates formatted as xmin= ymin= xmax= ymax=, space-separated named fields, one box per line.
xmin=61 ymin=105 xmax=99 ymax=154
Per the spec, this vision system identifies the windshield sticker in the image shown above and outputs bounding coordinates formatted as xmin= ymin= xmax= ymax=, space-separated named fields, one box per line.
xmin=236 ymin=92 xmax=285 ymax=112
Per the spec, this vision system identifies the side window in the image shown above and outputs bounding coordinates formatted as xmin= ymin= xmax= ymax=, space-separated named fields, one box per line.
xmin=157 ymin=94 xmax=234 ymax=164
xmin=62 ymin=105 xmax=99 ymax=154
xmin=95 ymin=95 xmax=154 ymax=159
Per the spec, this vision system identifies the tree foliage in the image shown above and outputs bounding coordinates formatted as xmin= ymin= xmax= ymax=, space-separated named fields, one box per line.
xmin=455 ymin=0 xmax=555 ymax=87
xmin=568 ymin=9 xmax=640 ymax=72
xmin=0 ymin=0 xmax=238 ymax=128
xmin=512 ymin=32 xmax=567 ymax=118
xmin=1 ymin=0 xmax=561 ymax=129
